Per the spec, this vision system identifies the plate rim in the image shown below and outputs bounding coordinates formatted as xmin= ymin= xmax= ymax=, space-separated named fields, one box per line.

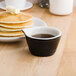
xmin=0 ymin=1 xmax=33 ymax=10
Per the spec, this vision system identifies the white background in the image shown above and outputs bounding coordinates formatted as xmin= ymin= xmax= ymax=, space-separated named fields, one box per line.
xmin=29 ymin=0 xmax=76 ymax=5
xmin=0 ymin=0 xmax=76 ymax=5
xmin=74 ymin=0 xmax=76 ymax=5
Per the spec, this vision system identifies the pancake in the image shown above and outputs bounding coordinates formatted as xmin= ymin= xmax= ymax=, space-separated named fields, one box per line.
xmin=0 ymin=31 xmax=24 ymax=37
xmin=0 ymin=35 xmax=24 ymax=38
xmin=0 ymin=26 xmax=22 ymax=31
xmin=0 ymin=35 xmax=24 ymax=37
xmin=0 ymin=20 xmax=33 ymax=28
xmin=0 ymin=11 xmax=33 ymax=24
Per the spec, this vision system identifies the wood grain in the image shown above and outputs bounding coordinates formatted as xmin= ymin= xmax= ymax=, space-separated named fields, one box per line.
xmin=0 ymin=5 xmax=73 ymax=76
xmin=57 ymin=7 xmax=76 ymax=76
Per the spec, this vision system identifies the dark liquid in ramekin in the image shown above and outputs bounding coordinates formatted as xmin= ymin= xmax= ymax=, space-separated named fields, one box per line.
xmin=32 ymin=34 xmax=54 ymax=38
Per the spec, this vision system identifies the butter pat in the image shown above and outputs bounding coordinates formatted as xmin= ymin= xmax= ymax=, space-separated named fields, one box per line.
xmin=6 ymin=6 xmax=20 ymax=14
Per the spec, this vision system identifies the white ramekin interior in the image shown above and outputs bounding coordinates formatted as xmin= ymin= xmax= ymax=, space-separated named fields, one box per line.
xmin=23 ymin=27 xmax=62 ymax=40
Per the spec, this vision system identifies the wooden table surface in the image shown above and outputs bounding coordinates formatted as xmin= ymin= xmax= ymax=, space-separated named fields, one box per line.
xmin=57 ymin=7 xmax=76 ymax=76
xmin=0 ymin=5 xmax=75 ymax=76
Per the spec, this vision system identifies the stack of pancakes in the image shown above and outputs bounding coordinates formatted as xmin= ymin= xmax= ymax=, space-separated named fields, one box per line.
xmin=0 ymin=11 xmax=33 ymax=37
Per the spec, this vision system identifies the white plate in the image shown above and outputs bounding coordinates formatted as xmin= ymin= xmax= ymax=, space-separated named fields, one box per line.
xmin=0 ymin=1 xmax=33 ymax=10
xmin=0 ymin=17 xmax=47 ymax=42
